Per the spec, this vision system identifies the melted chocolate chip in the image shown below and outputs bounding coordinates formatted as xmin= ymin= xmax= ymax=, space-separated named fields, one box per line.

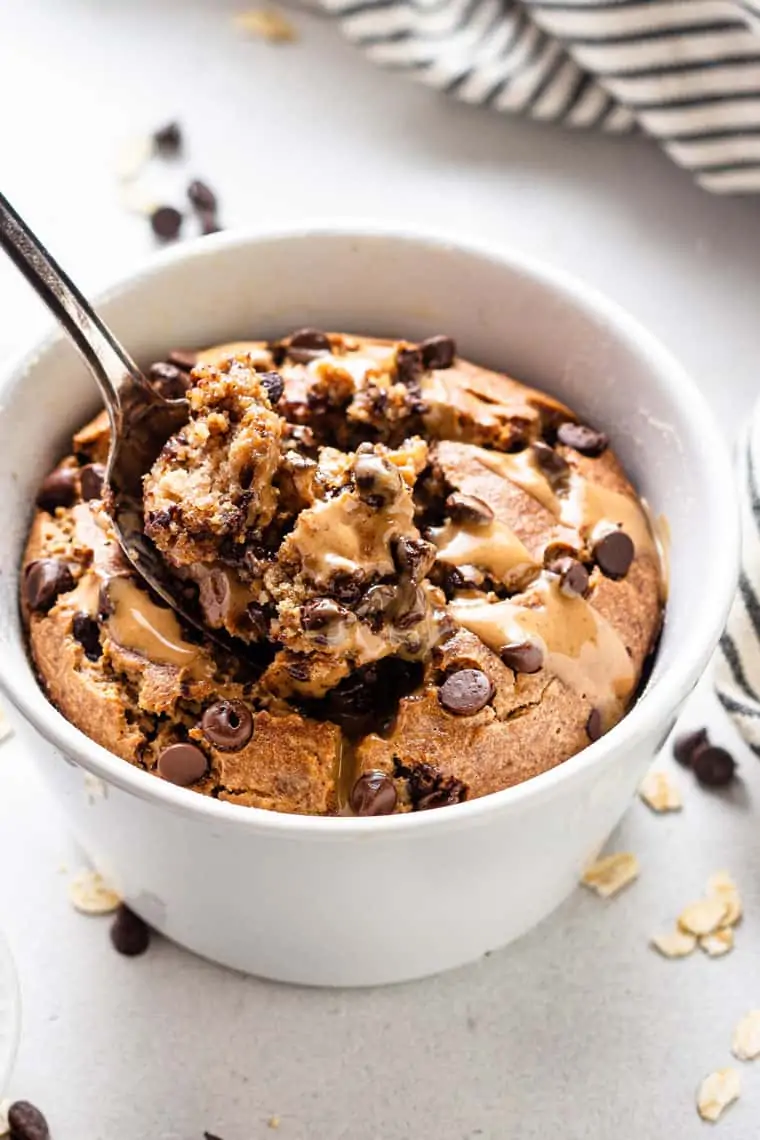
xmin=80 ymin=462 xmax=106 ymax=502
xmin=438 ymin=668 xmax=494 ymax=716
xmin=201 ymin=700 xmax=254 ymax=752
xmin=593 ymin=530 xmax=634 ymax=579
xmin=350 ymin=771 xmax=398 ymax=816
xmin=692 ymin=745 xmax=736 ymax=788
xmin=148 ymin=361 xmax=191 ymax=399
xmin=673 ymin=727 xmax=709 ymax=768
xmin=259 ymin=370 xmax=284 ymax=405
xmin=532 ymin=441 xmax=569 ymax=485
xmin=355 ymin=584 xmax=395 ymax=628
xmin=586 ymin=708 xmax=603 ymax=741
xmin=445 ymin=492 xmax=494 ymax=526
xmin=157 ymin=742 xmax=208 ymax=785
xmin=557 ymin=422 xmax=609 ymax=457
xmin=395 ymin=346 xmax=423 ymax=388
xmin=328 ymin=571 xmax=364 ymax=606
xmin=72 ymin=613 xmax=101 ymax=660
xmin=7 ymin=1100 xmax=50 ymax=1140
xmin=288 ymin=328 xmax=331 ymax=363
xmin=394 ymin=758 xmax=468 ymax=811
xmin=354 ymin=452 xmax=401 ymax=507
xmin=153 ymin=121 xmax=182 ymax=154
xmin=110 ymin=904 xmax=151 ymax=956
xmin=420 ymin=335 xmax=456 ymax=370
xmin=24 ymin=559 xmax=74 ymax=613
xmin=499 ymin=641 xmax=543 ymax=674
xmin=392 ymin=536 xmax=436 ymax=584
xmin=150 ymin=205 xmax=183 ymax=241
xmin=245 ymin=601 xmax=270 ymax=640
xmin=187 ymin=178 xmax=217 ymax=212
xmin=548 ymin=556 xmax=590 ymax=598
xmin=301 ymin=598 xmax=348 ymax=629
xmin=36 ymin=466 xmax=79 ymax=511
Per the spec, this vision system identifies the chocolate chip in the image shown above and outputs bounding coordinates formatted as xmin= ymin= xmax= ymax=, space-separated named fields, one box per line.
xmin=557 ymin=421 xmax=609 ymax=457
xmin=150 ymin=205 xmax=183 ymax=241
xmin=420 ymin=335 xmax=456 ymax=370
xmin=259 ymin=370 xmax=284 ymax=405
xmin=593 ymin=530 xmax=634 ymax=579
xmin=187 ymin=178 xmax=217 ymax=212
xmin=548 ymin=556 xmax=589 ymax=598
xmin=499 ymin=641 xmax=543 ymax=674
xmin=350 ymin=770 xmax=398 ymax=816
xmin=532 ymin=441 xmax=569 ymax=485
xmin=201 ymin=700 xmax=254 ymax=752
xmin=110 ymin=904 xmax=151 ymax=956
xmin=438 ymin=668 xmax=493 ymax=716
xmin=673 ymin=727 xmax=709 ymax=768
xmin=301 ymin=598 xmax=348 ymax=630
xmin=24 ymin=558 xmax=74 ymax=613
xmin=328 ymin=571 xmax=364 ymax=606
xmin=204 ymin=1134 xmax=225 ymax=1140
xmin=80 ymin=462 xmax=106 ymax=501
xmin=288 ymin=328 xmax=331 ymax=364
xmin=153 ymin=121 xmax=182 ymax=154
xmin=392 ymin=537 xmax=436 ymax=584
xmin=72 ymin=613 xmax=101 ymax=660
xmin=394 ymin=758 xmax=468 ymax=810
xmin=148 ymin=361 xmax=191 ymax=399
xmin=445 ymin=492 xmax=494 ymax=526
xmin=355 ymin=583 xmax=395 ymax=626
xmin=168 ymin=348 xmax=198 ymax=371
xmin=586 ymin=708 xmax=603 ymax=741
xmin=354 ymin=452 xmax=402 ymax=507
xmin=199 ymin=209 xmax=222 ymax=236
xmin=7 ymin=1100 xmax=50 ymax=1140
xmin=395 ymin=346 xmax=423 ymax=388
xmin=692 ymin=745 xmax=736 ymax=788
xmin=157 ymin=742 xmax=208 ymax=785
xmin=36 ymin=465 xmax=79 ymax=511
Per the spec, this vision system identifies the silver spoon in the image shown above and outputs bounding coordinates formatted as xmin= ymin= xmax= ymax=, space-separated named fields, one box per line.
xmin=0 ymin=190 xmax=238 ymax=655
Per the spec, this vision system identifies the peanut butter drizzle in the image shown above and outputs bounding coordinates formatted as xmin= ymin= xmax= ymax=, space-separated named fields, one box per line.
xmin=477 ymin=450 xmax=560 ymax=515
xmin=429 ymin=519 xmax=536 ymax=583
xmin=107 ymin=576 xmax=209 ymax=678
xmin=476 ymin=450 xmax=657 ymax=558
xmin=286 ymin=488 xmax=416 ymax=582
xmin=450 ymin=578 xmax=635 ymax=722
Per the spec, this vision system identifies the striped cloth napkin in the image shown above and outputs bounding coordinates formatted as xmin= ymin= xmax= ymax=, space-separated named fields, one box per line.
xmin=326 ymin=0 xmax=760 ymax=193
xmin=716 ymin=411 xmax=760 ymax=754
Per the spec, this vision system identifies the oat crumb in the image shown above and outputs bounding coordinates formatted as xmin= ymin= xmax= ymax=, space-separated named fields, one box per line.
xmin=699 ymin=928 xmax=734 ymax=958
xmin=650 ymin=929 xmax=696 ymax=958
xmin=696 ymin=1068 xmax=740 ymax=1122
xmin=268 ymin=1116 xmax=281 ymax=1129
xmin=732 ymin=1010 xmax=760 ymax=1061
xmin=581 ymin=852 xmax=639 ymax=898
xmin=233 ymin=8 xmax=298 ymax=41
xmin=706 ymin=871 xmax=743 ymax=927
xmin=678 ymin=897 xmax=728 ymax=937
xmin=114 ymin=134 xmax=153 ymax=182
xmin=638 ymin=769 xmax=682 ymax=812
xmin=68 ymin=869 xmax=122 ymax=915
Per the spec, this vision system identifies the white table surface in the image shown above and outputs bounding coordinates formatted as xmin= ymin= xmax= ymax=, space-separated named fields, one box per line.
xmin=2 ymin=1 xmax=760 ymax=1136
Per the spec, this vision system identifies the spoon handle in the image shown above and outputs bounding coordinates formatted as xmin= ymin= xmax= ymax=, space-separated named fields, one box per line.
xmin=0 ymin=190 xmax=146 ymax=426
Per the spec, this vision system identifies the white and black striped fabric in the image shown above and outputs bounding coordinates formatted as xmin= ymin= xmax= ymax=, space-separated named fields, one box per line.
xmin=716 ymin=411 xmax=760 ymax=752
xmin=323 ymin=0 xmax=760 ymax=193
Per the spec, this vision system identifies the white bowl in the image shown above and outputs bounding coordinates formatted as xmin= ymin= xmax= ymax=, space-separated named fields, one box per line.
xmin=0 ymin=225 xmax=739 ymax=986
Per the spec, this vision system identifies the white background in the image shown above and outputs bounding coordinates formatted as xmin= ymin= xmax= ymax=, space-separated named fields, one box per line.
xmin=1 ymin=1 xmax=760 ymax=1136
